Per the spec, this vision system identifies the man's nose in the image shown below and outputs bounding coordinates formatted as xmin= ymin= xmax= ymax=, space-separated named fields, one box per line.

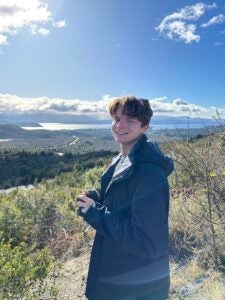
xmin=116 ymin=119 xmax=127 ymax=128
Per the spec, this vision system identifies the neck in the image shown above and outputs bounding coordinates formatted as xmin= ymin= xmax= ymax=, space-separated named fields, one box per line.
xmin=120 ymin=141 xmax=137 ymax=157
xmin=120 ymin=148 xmax=129 ymax=157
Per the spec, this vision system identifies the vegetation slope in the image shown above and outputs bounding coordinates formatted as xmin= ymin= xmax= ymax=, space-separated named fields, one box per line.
xmin=0 ymin=130 xmax=225 ymax=299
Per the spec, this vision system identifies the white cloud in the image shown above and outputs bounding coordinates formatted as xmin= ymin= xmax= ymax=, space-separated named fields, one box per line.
xmin=173 ymin=99 xmax=188 ymax=106
xmin=0 ymin=33 xmax=7 ymax=45
xmin=214 ymin=41 xmax=224 ymax=46
xmin=0 ymin=93 xmax=223 ymax=119
xmin=38 ymin=27 xmax=50 ymax=36
xmin=0 ymin=93 xmax=109 ymax=117
xmin=156 ymin=2 xmax=217 ymax=43
xmin=201 ymin=14 xmax=225 ymax=28
xmin=149 ymin=96 xmax=167 ymax=102
xmin=29 ymin=24 xmax=37 ymax=35
xmin=0 ymin=0 xmax=66 ymax=46
xmin=53 ymin=20 xmax=66 ymax=28
xmin=149 ymin=96 xmax=214 ymax=117
xmin=165 ymin=21 xmax=199 ymax=43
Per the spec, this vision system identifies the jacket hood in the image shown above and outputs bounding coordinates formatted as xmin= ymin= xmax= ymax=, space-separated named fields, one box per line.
xmin=129 ymin=134 xmax=174 ymax=177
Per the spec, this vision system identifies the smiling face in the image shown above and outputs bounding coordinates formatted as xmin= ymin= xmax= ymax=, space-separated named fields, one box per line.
xmin=111 ymin=106 xmax=149 ymax=154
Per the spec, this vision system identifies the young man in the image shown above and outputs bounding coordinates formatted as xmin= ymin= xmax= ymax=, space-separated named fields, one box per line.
xmin=77 ymin=96 xmax=174 ymax=300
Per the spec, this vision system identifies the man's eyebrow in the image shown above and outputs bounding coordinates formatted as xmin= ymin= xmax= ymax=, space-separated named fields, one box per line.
xmin=127 ymin=117 xmax=138 ymax=120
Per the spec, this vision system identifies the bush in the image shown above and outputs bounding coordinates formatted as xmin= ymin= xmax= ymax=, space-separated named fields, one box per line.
xmin=0 ymin=240 xmax=58 ymax=299
xmin=167 ymin=133 xmax=225 ymax=269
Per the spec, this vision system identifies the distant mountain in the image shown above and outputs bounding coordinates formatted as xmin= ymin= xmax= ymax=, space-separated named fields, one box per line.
xmin=0 ymin=113 xmax=216 ymax=126
xmin=0 ymin=124 xmax=30 ymax=138
xmin=0 ymin=113 xmax=109 ymax=124
xmin=151 ymin=116 xmax=216 ymax=126
xmin=0 ymin=124 xmax=70 ymax=139
xmin=16 ymin=122 xmax=43 ymax=127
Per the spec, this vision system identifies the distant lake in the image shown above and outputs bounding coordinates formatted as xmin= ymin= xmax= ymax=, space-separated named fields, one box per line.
xmin=22 ymin=123 xmax=111 ymax=130
xmin=21 ymin=122 xmax=214 ymax=131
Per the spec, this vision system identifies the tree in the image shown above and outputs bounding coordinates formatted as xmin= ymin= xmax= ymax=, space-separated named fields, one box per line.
xmin=167 ymin=132 xmax=225 ymax=269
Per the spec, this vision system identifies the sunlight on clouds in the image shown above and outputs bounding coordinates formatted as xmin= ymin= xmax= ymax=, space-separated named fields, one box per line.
xmin=173 ymin=99 xmax=188 ymax=106
xmin=156 ymin=2 xmax=217 ymax=43
xmin=166 ymin=21 xmax=199 ymax=44
xmin=53 ymin=20 xmax=66 ymax=28
xmin=201 ymin=14 xmax=225 ymax=28
xmin=149 ymin=96 xmax=167 ymax=102
xmin=0 ymin=0 xmax=66 ymax=46
xmin=38 ymin=27 xmax=50 ymax=36
xmin=29 ymin=24 xmax=37 ymax=35
xmin=0 ymin=93 xmax=221 ymax=119
xmin=0 ymin=33 xmax=7 ymax=45
xmin=149 ymin=97 xmax=211 ymax=117
xmin=0 ymin=94 xmax=108 ymax=116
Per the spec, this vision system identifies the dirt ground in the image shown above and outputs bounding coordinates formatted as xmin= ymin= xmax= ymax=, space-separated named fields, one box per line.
xmin=56 ymin=252 xmax=91 ymax=300
xmin=55 ymin=253 xmax=225 ymax=300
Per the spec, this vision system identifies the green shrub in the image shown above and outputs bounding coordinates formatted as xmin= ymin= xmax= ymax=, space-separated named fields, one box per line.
xmin=167 ymin=133 xmax=225 ymax=269
xmin=0 ymin=240 xmax=57 ymax=299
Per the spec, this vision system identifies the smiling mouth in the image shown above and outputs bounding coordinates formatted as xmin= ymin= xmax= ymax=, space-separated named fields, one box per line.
xmin=115 ymin=132 xmax=128 ymax=135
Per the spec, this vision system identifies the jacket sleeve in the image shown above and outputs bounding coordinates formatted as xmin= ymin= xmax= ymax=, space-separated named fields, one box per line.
xmin=84 ymin=165 xmax=170 ymax=259
xmin=87 ymin=189 xmax=101 ymax=203
xmin=77 ymin=188 xmax=102 ymax=217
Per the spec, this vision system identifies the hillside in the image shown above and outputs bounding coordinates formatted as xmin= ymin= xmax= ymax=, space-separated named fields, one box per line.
xmin=0 ymin=150 xmax=115 ymax=189
xmin=17 ymin=122 xmax=43 ymax=127
xmin=1 ymin=123 xmax=223 ymax=154
xmin=0 ymin=131 xmax=224 ymax=299
xmin=0 ymin=124 xmax=67 ymax=139
xmin=0 ymin=124 xmax=32 ymax=138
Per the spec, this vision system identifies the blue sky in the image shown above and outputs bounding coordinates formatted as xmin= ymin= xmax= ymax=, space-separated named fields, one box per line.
xmin=0 ymin=0 xmax=225 ymax=120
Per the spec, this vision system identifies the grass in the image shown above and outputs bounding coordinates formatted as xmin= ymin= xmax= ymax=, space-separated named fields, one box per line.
xmin=170 ymin=258 xmax=225 ymax=299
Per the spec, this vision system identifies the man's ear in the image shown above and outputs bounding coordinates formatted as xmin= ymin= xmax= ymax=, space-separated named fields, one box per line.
xmin=142 ymin=124 xmax=149 ymax=132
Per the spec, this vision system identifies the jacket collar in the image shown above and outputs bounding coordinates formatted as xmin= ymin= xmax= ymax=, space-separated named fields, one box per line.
xmin=128 ymin=134 xmax=147 ymax=163
xmin=103 ymin=135 xmax=148 ymax=196
xmin=112 ymin=156 xmax=132 ymax=178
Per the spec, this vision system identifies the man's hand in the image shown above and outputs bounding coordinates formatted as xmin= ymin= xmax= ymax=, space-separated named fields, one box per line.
xmin=77 ymin=193 xmax=95 ymax=214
